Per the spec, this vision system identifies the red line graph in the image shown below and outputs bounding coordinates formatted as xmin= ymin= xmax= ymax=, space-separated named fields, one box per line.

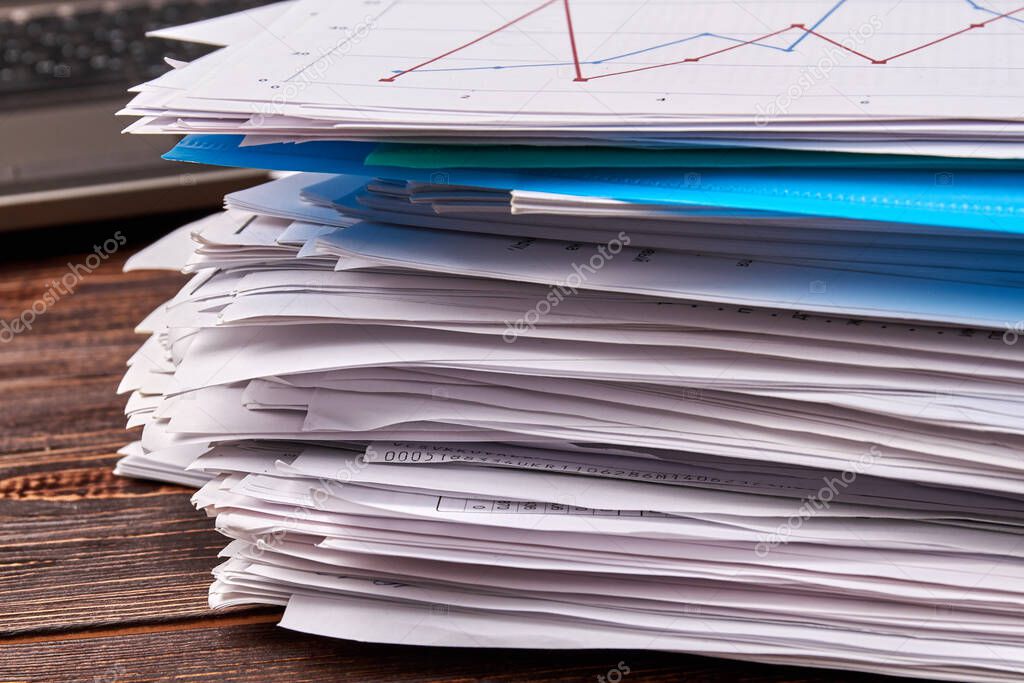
xmin=561 ymin=0 xmax=585 ymax=82
xmin=381 ymin=1 xmax=1024 ymax=83
xmin=800 ymin=27 xmax=877 ymax=63
xmin=379 ymin=0 xmax=558 ymax=82
xmin=587 ymin=25 xmax=797 ymax=80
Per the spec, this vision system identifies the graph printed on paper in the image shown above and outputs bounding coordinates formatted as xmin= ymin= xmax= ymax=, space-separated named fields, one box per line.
xmin=379 ymin=0 xmax=1024 ymax=83
xmin=209 ymin=0 xmax=1024 ymax=119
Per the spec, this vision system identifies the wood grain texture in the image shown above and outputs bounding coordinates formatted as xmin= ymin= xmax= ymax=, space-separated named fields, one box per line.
xmin=0 ymin=619 xmax=894 ymax=683
xmin=0 ymin=442 xmax=225 ymax=635
xmin=0 ymin=216 xmax=906 ymax=681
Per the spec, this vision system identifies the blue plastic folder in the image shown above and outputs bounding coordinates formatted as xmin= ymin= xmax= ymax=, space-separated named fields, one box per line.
xmin=166 ymin=135 xmax=1024 ymax=234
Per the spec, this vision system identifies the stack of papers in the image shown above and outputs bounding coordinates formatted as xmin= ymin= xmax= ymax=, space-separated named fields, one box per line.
xmin=115 ymin=3 xmax=1024 ymax=681
xmin=123 ymin=0 xmax=1024 ymax=157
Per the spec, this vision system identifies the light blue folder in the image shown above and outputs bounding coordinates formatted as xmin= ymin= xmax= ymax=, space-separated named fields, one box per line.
xmin=166 ymin=135 xmax=1024 ymax=234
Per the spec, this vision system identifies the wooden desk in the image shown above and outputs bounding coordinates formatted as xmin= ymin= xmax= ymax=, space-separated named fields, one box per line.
xmin=0 ymin=214 xmax=903 ymax=682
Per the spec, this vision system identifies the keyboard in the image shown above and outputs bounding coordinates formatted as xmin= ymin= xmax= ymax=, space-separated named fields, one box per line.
xmin=0 ymin=0 xmax=274 ymax=102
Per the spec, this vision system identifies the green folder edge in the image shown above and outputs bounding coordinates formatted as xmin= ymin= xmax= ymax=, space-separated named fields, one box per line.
xmin=366 ymin=143 xmax=1024 ymax=170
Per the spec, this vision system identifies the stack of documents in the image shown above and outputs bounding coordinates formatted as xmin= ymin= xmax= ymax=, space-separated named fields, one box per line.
xmin=124 ymin=0 xmax=1024 ymax=157
xmin=116 ymin=2 xmax=1024 ymax=681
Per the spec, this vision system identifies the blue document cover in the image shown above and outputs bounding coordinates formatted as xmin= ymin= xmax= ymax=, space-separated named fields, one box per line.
xmin=166 ymin=135 xmax=1024 ymax=233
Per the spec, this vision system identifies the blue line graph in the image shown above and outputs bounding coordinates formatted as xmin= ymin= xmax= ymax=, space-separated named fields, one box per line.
xmin=968 ymin=0 xmax=1024 ymax=22
xmin=387 ymin=0 xmax=1022 ymax=76
xmin=785 ymin=0 xmax=847 ymax=50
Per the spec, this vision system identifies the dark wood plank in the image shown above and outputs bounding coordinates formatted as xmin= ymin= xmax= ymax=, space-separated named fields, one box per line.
xmin=0 ymin=220 xmax=224 ymax=634
xmin=0 ymin=243 xmax=184 ymax=454
xmin=0 ymin=619 xmax=900 ymax=683
xmin=0 ymin=442 xmax=228 ymax=634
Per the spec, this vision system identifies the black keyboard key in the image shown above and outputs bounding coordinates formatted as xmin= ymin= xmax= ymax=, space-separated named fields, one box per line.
xmin=1 ymin=0 xmax=279 ymax=98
